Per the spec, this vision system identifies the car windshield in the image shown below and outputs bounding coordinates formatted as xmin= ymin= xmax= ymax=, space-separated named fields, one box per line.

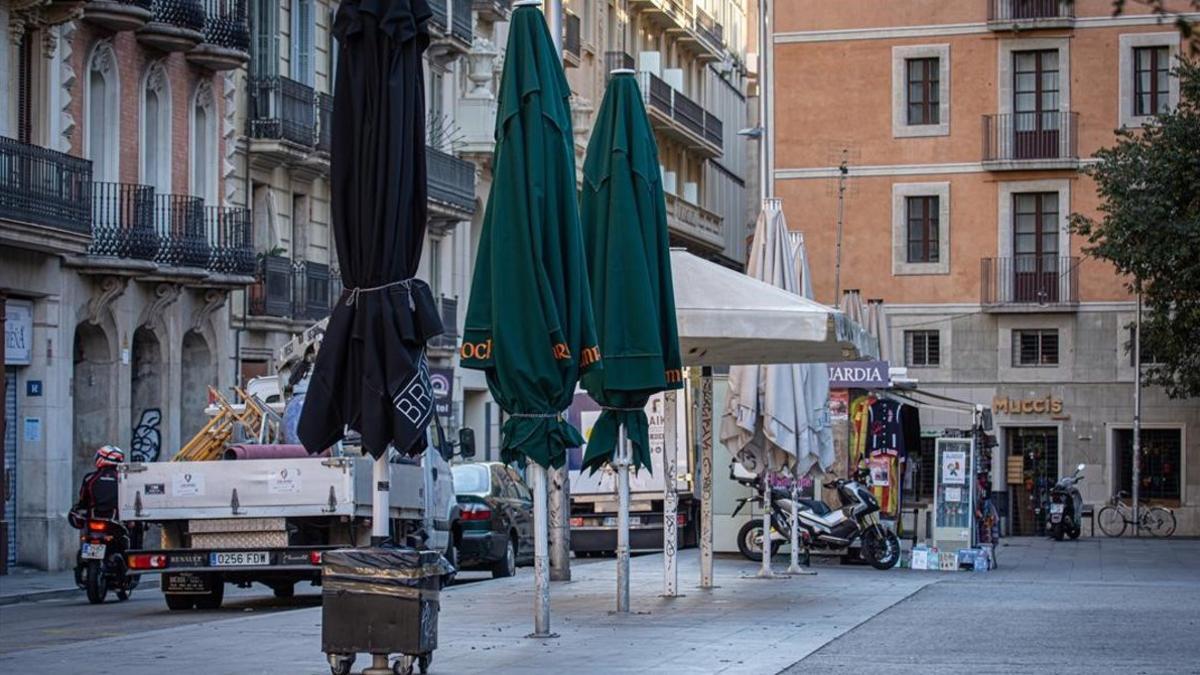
xmin=452 ymin=464 xmax=491 ymax=495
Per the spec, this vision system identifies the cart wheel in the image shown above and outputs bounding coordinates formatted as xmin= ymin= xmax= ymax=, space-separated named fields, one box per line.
xmin=392 ymin=655 xmax=414 ymax=675
xmin=327 ymin=653 xmax=354 ymax=675
xmin=418 ymin=654 xmax=431 ymax=674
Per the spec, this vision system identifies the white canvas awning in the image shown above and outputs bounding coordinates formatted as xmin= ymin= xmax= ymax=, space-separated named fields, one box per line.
xmin=670 ymin=248 xmax=876 ymax=367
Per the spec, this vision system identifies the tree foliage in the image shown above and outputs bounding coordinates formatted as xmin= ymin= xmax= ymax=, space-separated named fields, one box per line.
xmin=1069 ymin=59 xmax=1200 ymax=398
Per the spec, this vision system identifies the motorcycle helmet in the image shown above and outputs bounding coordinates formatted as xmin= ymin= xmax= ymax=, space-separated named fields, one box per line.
xmin=95 ymin=445 xmax=125 ymax=468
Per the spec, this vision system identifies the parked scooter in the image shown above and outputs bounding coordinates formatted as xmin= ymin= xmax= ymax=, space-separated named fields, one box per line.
xmin=1048 ymin=463 xmax=1086 ymax=541
xmin=733 ymin=467 xmax=900 ymax=570
xmin=71 ymin=513 xmax=141 ymax=604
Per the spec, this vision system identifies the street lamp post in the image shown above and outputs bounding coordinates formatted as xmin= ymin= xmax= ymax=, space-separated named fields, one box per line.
xmin=1133 ymin=285 xmax=1142 ymax=534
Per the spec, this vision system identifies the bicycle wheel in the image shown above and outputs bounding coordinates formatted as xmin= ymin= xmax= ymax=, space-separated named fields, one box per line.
xmin=1145 ymin=507 xmax=1177 ymax=538
xmin=1096 ymin=505 xmax=1126 ymax=537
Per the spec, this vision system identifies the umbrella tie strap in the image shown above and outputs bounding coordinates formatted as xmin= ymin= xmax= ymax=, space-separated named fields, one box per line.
xmin=345 ymin=278 xmax=416 ymax=309
xmin=509 ymin=412 xmax=562 ymax=419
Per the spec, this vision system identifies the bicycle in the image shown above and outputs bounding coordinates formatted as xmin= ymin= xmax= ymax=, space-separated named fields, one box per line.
xmin=1095 ymin=491 xmax=1176 ymax=538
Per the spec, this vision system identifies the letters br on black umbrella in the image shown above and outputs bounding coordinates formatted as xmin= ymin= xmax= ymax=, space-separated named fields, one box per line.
xmin=298 ymin=0 xmax=444 ymax=460
xmin=459 ymin=4 xmax=602 ymax=470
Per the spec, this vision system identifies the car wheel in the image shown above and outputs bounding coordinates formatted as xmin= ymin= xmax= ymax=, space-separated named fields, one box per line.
xmin=443 ymin=532 xmax=459 ymax=587
xmin=492 ymin=535 xmax=517 ymax=578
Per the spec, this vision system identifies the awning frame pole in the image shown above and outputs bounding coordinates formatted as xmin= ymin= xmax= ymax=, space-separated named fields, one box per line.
xmin=699 ymin=368 xmax=715 ymax=588
xmin=662 ymin=388 xmax=680 ymax=597
xmin=530 ymin=463 xmax=553 ymax=637
xmin=616 ymin=424 xmax=631 ymax=613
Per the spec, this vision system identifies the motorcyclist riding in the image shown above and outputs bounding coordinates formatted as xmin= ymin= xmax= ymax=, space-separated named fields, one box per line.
xmin=71 ymin=445 xmax=142 ymax=603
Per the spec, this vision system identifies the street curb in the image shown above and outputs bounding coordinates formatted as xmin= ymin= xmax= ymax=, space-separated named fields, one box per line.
xmin=0 ymin=578 xmax=159 ymax=606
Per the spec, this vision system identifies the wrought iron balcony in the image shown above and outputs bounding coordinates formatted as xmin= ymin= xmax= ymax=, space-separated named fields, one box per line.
xmin=248 ymin=256 xmax=337 ymax=320
xmin=427 ymin=148 xmax=476 ymax=217
xmin=204 ymin=205 xmax=254 ymax=276
xmin=428 ymin=0 xmax=470 ymax=56
xmin=982 ymin=112 xmax=1079 ymax=170
xmin=315 ymin=92 xmax=334 ymax=154
xmin=89 ymin=181 xmax=157 ymax=260
xmin=987 ymin=0 xmax=1074 ymax=29
xmin=188 ymin=0 xmax=249 ymax=71
xmin=428 ymin=295 xmax=459 ymax=352
xmin=563 ymin=10 xmax=581 ymax=67
xmin=605 ymin=51 xmax=635 ymax=80
xmin=247 ymin=76 xmax=317 ymax=148
xmin=473 ymin=0 xmax=511 ymax=22
xmin=692 ymin=7 xmax=724 ymax=54
xmin=137 ymin=0 xmax=205 ymax=52
xmin=83 ymin=0 xmax=153 ymax=32
xmin=981 ymin=256 xmax=1079 ymax=310
xmin=0 ymin=136 xmax=93 ymax=242
xmin=153 ymin=193 xmax=209 ymax=268
xmin=638 ymin=72 xmax=723 ymax=158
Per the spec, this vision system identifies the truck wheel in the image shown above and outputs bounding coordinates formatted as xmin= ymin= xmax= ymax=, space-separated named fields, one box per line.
xmin=194 ymin=576 xmax=225 ymax=610
xmin=442 ymin=532 xmax=459 ymax=587
xmin=273 ymin=582 xmax=295 ymax=599
xmin=492 ymin=536 xmax=517 ymax=579
xmin=164 ymin=593 xmax=196 ymax=610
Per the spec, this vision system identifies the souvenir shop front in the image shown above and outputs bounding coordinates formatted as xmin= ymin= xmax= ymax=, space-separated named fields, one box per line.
xmin=827 ymin=362 xmax=999 ymax=558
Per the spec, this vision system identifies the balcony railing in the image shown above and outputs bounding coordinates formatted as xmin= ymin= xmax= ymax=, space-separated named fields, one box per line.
xmin=693 ymin=7 xmax=723 ymax=50
xmin=605 ymin=51 xmax=635 ymax=80
xmin=665 ymin=191 xmax=723 ymax=249
xmin=981 ymin=256 xmax=1079 ymax=308
xmin=248 ymin=256 xmax=337 ymax=320
xmin=316 ymin=92 xmax=333 ymax=153
xmin=199 ymin=0 xmax=248 ymax=51
xmin=83 ymin=0 xmax=154 ymax=32
xmin=427 ymin=148 xmax=476 ymax=214
xmin=204 ymin=205 xmax=254 ymax=275
xmin=428 ymin=296 xmax=459 ymax=351
xmin=564 ymin=10 xmax=581 ymax=63
xmin=90 ymin=182 xmax=157 ymax=259
xmin=987 ymin=0 xmax=1074 ymax=23
xmin=247 ymin=76 xmax=317 ymax=147
xmin=982 ymin=112 xmax=1078 ymax=167
xmin=148 ymin=0 xmax=205 ymax=30
xmin=638 ymin=72 xmax=723 ymax=155
xmin=153 ymin=194 xmax=209 ymax=268
xmin=0 ymin=136 xmax=92 ymax=236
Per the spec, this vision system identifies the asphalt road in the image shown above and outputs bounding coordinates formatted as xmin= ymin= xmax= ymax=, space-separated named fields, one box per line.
xmin=0 ymin=571 xmax=495 ymax=655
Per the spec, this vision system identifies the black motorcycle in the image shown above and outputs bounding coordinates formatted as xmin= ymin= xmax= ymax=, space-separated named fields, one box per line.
xmin=73 ymin=514 xmax=140 ymax=604
xmin=734 ymin=468 xmax=900 ymax=570
xmin=1048 ymin=463 xmax=1086 ymax=541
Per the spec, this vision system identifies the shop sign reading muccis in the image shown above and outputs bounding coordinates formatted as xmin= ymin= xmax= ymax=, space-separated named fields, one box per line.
xmin=827 ymin=360 xmax=890 ymax=389
xmin=992 ymin=395 xmax=1063 ymax=415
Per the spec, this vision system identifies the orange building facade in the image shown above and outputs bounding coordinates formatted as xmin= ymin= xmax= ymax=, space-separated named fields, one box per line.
xmin=770 ymin=1 xmax=1200 ymax=536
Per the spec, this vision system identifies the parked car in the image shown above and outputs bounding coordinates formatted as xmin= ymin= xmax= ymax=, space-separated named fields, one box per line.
xmin=451 ymin=462 xmax=534 ymax=578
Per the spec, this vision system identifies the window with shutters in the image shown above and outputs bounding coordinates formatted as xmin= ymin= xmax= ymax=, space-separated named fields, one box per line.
xmin=1133 ymin=46 xmax=1170 ymax=117
xmin=251 ymin=0 xmax=279 ymax=79
xmin=906 ymin=57 xmax=940 ymax=125
xmin=1013 ymin=329 xmax=1058 ymax=366
xmin=905 ymin=195 xmax=939 ymax=264
xmin=292 ymin=0 xmax=315 ymax=86
xmin=904 ymin=330 xmax=941 ymax=368
xmin=892 ymin=44 xmax=950 ymax=138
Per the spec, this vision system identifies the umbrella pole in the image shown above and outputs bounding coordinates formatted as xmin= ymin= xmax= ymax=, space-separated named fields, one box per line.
xmin=616 ymin=423 xmax=631 ymax=613
xmin=662 ymin=389 xmax=679 ymax=597
xmin=787 ymin=482 xmax=801 ymax=573
xmin=372 ymin=455 xmax=389 ymax=546
xmin=530 ymin=463 xmax=554 ymax=637
xmin=757 ymin=473 xmax=774 ymax=577
xmin=699 ymin=369 xmax=715 ymax=589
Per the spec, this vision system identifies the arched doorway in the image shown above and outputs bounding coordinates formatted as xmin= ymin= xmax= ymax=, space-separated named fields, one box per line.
xmin=130 ymin=327 xmax=164 ymax=463
xmin=180 ymin=331 xmax=216 ymax=446
xmin=72 ymin=323 xmax=113 ymax=486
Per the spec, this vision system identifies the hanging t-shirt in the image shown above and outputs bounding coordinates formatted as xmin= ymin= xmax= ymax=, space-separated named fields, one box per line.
xmin=868 ymin=397 xmax=904 ymax=454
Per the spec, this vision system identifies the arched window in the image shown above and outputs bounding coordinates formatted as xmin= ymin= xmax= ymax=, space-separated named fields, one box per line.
xmin=141 ymin=62 xmax=172 ymax=195
xmin=190 ymin=80 xmax=217 ymax=204
xmin=86 ymin=40 xmax=120 ymax=182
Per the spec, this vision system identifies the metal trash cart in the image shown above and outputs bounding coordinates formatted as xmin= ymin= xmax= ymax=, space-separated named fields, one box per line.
xmin=321 ymin=548 xmax=452 ymax=675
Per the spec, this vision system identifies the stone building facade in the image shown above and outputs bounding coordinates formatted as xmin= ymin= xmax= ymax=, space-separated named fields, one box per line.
xmin=1 ymin=0 xmax=254 ymax=570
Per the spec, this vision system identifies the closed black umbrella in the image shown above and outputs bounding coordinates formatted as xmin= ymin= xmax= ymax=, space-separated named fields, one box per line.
xmin=299 ymin=0 xmax=443 ymax=460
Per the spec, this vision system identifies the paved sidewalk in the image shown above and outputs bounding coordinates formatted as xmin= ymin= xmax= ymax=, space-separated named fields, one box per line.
xmin=1 ymin=550 xmax=937 ymax=675
xmin=0 ymin=566 xmax=158 ymax=606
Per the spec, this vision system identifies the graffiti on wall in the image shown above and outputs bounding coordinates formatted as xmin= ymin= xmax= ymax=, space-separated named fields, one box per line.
xmin=131 ymin=408 xmax=162 ymax=462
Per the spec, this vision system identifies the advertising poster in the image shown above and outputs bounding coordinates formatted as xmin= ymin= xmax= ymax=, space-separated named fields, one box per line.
xmin=829 ymin=390 xmax=850 ymax=420
xmin=941 ymin=450 xmax=966 ymax=485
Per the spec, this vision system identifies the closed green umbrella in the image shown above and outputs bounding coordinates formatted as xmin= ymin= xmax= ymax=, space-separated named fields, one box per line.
xmin=580 ymin=71 xmax=682 ymax=473
xmin=459 ymin=2 xmax=600 ymax=637
xmin=579 ymin=70 xmax=682 ymax=613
